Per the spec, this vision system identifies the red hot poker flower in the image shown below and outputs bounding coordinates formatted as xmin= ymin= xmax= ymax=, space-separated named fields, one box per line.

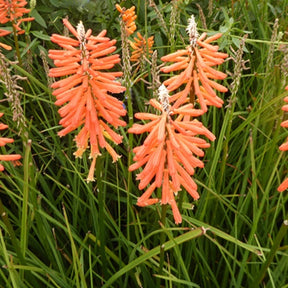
xmin=161 ymin=15 xmax=228 ymax=113
xmin=130 ymin=32 xmax=154 ymax=63
xmin=0 ymin=112 xmax=21 ymax=171
xmin=0 ymin=0 xmax=34 ymax=35
xmin=128 ymin=85 xmax=215 ymax=224
xmin=116 ymin=4 xmax=137 ymax=36
xmin=49 ymin=19 xmax=127 ymax=182
xmin=278 ymin=85 xmax=288 ymax=192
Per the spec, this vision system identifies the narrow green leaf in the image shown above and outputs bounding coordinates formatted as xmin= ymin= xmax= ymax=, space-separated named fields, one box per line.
xmin=102 ymin=228 xmax=205 ymax=288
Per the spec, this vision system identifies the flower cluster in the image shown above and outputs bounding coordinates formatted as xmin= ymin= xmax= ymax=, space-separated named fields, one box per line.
xmin=128 ymin=15 xmax=228 ymax=224
xmin=129 ymin=85 xmax=215 ymax=224
xmin=0 ymin=0 xmax=34 ymax=35
xmin=130 ymin=32 xmax=154 ymax=63
xmin=0 ymin=112 xmax=21 ymax=171
xmin=48 ymin=19 xmax=126 ymax=181
xmin=116 ymin=4 xmax=154 ymax=74
xmin=161 ymin=15 xmax=228 ymax=112
xmin=115 ymin=4 xmax=137 ymax=36
xmin=278 ymin=85 xmax=288 ymax=192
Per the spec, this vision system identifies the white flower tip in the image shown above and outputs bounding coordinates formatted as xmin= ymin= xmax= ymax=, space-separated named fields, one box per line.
xmin=186 ymin=15 xmax=199 ymax=46
xmin=158 ymin=84 xmax=170 ymax=113
xmin=77 ymin=21 xmax=86 ymax=42
xmin=158 ymin=84 xmax=169 ymax=96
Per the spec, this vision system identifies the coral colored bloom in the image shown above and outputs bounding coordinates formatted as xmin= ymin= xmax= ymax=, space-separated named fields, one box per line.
xmin=130 ymin=32 xmax=154 ymax=63
xmin=129 ymin=85 xmax=215 ymax=224
xmin=116 ymin=4 xmax=137 ymax=36
xmin=278 ymin=86 xmax=288 ymax=192
xmin=161 ymin=15 xmax=228 ymax=112
xmin=0 ymin=0 xmax=34 ymax=35
xmin=0 ymin=112 xmax=21 ymax=171
xmin=48 ymin=19 xmax=126 ymax=181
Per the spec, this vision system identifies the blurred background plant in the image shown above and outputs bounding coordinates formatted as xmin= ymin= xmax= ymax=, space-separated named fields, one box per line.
xmin=0 ymin=0 xmax=287 ymax=287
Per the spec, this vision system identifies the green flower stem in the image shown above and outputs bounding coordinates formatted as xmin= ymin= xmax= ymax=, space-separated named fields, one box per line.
xmin=96 ymin=156 xmax=108 ymax=279
xmin=157 ymin=204 xmax=168 ymax=287
xmin=20 ymin=139 xmax=32 ymax=260
xmin=127 ymin=86 xmax=134 ymax=242
xmin=119 ymin=15 xmax=134 ymax=241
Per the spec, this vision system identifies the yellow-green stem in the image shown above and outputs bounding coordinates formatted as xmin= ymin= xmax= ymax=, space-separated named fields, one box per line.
xmin=20 ymin=139 xmax=32 ymax=259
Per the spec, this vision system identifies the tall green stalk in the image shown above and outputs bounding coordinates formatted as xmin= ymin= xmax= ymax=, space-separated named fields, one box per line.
xmin=157 ymin=204 xmax=168 ymax=287
xmin=20 ymin=139 xmax=32 ymax=260
xmin=95 ymin=156 xmax=108 ymax=280
xmin=119 ymin=16 xmax=134 ymax=241
xmin=12 ymin=24 xmax=23 ymax=67
xmin=127 ymin=86 xmax=134 ymax=242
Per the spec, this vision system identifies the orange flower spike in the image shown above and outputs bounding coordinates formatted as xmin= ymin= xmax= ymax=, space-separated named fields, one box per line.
xmin=161 ymin=14 xmax=228 ymax=111
xmin=129 ymin=85 xmax=215 ymax=224
xmin=0 ymin=0 xmax=34 ymax=35
xmin=130 ymin=33 xmax=154 ymax=62
xmin=49 ymin=19 xmax=126 ymax=181
xmin=116 ymin=4 xmax=137 ymax=36
xmin=0 ymin=112 xmax=21 ymax=171
xmin=0 ymin=0 xmax=31 ymax=23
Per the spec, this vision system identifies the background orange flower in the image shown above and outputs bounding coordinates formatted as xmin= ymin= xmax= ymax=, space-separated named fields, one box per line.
xmin=0 ymin=0 xmax=34 ymax=35
xmin=130 ymin=32 xmax=154 ymax=63
xmin=278 ymin=86 xmax=288 ymax=192
xmin=116 ymin=4 xmax=137 ymax=36
xmin=161 ymin=15 xmax=228 ymax=113
xmin=0 ymin=112 xmax=21 ymax=171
